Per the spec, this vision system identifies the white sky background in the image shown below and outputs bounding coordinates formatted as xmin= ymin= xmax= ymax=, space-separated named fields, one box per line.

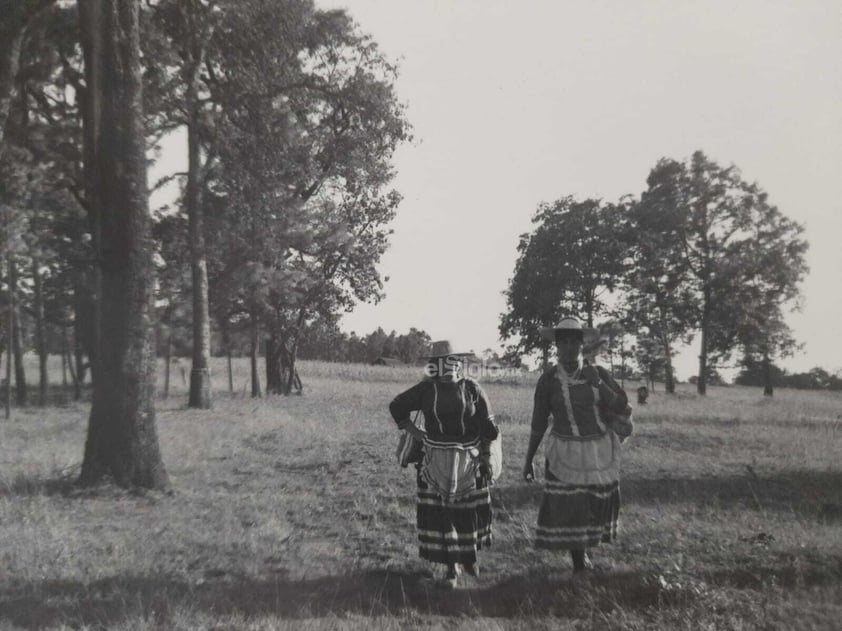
xmin=308 ymin=0 xmax=842 ymax=378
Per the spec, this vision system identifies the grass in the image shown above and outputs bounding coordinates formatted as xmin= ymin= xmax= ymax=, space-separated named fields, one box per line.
xmin=1 ymin=358 xmax=841 ymax=629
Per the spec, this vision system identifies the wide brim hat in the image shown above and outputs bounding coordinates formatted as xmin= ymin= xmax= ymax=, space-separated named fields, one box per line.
xmin=539 ymin=317 xmax=595 ymax=341
xmin=422 ymin=340 xmax=473 ymax=359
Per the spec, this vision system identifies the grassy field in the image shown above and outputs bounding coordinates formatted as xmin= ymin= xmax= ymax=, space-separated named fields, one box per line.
xmin=1 ymin=358 xmax=841 ymax=629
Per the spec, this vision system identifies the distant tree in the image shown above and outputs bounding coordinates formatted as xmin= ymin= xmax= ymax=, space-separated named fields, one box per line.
xmin=735 ymin=357 xmax=785 ymax=389
xmin=641 ymin=151 xmax=809 ymax=395
xmin=393 ymin=328 xmax=431 ymax=364
xmin=199 ymin=2 xmax=410 ymax=395
xmin=623 ymin=167 xmax=698 ymax=393
xmin=500 ymin=197 xmax=629 ymax=363
xmin=78 ymin=0 xmax=167 ymax=489
xmin=634 ymin=336 xmax=665 ymax=391
xmin=147 ymin=0 xmax=222 ymax=409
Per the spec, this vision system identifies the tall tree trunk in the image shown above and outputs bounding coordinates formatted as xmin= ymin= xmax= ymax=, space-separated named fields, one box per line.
xmin=250 ymin=314 xmax=261 ymax=398
xmin=10 ymin=259 xmax=26 ymax=406
xmin=78 ymin=0 xmax=102 ymax=390
xmin=61 ymin=327 xmax=68 ymax=387
xmin=163 ymin=332 xmax=171 ymax=399
xmin=762 ymin=348 xmax=774 ymax=397
xmin=662 ymin=335 xmax=675 ymax=394
xmin=79 ymin=0 xmax=167 ymax=489
xmin=72 ymin=276 xmax=93 ymax=390
xmin=265 ymin=334 xmax=282 ymax=394
xmin=0 ymin=1 xmax=54 ymax=142
xmin=284 ymin=310 xmax=307 ymax=395
xmin=697 ymin=288 xmax=710 ymax=396
xmin=32 ymin=256 xmax=48 ymax=405
xmin=223 ymin=324 xmax=233 ymax=395
xmin=186 ymin=89 xmax=211 ymax=408
xmin=5 ymin=256 xmax=12 ymax=419
xmin=65 ymin=326 xmax=81 ymax=400
xmin=0 ymin=24 xmax=24 ymax=146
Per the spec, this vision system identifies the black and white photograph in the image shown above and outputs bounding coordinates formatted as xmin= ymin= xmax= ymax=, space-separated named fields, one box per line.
xmin=1 ymin=0 xmax=840 ymax=628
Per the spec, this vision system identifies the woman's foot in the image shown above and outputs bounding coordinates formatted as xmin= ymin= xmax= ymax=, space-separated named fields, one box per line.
xmin=570 ymin=549 xmax=593 ymax=573
xmin=439 ymin=564 xmax=459 ymax=589
xmin=462 ymin=562 xmax=479 ymax=577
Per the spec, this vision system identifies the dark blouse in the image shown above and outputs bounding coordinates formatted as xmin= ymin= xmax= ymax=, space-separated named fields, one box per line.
xmin=531 ymin=365 xmax=628 ymax=439
xmin=389 ymin=378 xmax=499 ymax=444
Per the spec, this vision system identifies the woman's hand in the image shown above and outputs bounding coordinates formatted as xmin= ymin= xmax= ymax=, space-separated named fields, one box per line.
xmin=406 ymin=423 xmax=426 ymax=442
xmin=523 ymin=460 xmax=535 ymax=482
xmin=581 ymin=365 xmax=602 ymax=388
xmin=478 ymin=456 xmax=492 ymax=482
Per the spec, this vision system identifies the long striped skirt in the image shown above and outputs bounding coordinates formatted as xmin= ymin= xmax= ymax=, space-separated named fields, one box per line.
xmin=416 ymin=441 xmax=492 ymax=565
xmin=535 ymin=432 xmax=621 ymax=550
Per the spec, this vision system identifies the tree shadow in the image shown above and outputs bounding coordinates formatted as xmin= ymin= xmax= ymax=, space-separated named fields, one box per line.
xmin=623 ymin=469 xmax=842 ymax=521
xmin=0 ymin=567 xmax=702 ymax=628
xmin=490 ymin=470 xmax=842 ymax=522
xmin=0 ymin=473 xmax=77 ymax=498
xmin=6 ymin=560 xmax=841 ymax=628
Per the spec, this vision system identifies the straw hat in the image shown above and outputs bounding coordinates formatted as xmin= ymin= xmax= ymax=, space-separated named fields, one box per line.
xmin=422 ymin=340 xmax=472 ymax=359
xmin=538 ymin=317 xmax=594 ymax=341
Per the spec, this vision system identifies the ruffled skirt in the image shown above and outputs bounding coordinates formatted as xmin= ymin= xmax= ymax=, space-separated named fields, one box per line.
xmin=535 ymin=432 xmax=621 ymax=550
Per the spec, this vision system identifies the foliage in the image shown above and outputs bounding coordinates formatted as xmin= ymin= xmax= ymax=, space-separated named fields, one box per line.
xmin=667 ymin=151 xmax=808 ymax=393
xmin=183 ymin=0 xmax=410 ymax=393
xmin=500 ymin=197 xmax=629 ymax=357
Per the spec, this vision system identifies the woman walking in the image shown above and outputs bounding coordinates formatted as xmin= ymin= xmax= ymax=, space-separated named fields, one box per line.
xmin=523 ymin=318 xmax=632 ymax=574
xmin=389 ymin=341 xmax=500 ymax=589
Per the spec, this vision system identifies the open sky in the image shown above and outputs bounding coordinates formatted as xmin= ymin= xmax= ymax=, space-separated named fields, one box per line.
xmin=318 ymin=0 xmax=842 ymax=378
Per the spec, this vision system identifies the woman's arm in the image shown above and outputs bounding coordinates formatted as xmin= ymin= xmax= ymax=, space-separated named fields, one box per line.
xmin=524 ymin=374 xmax=550 ymax=481
xmin=389 ymin=382 xmax=428 ymax=440
xmin=582 ymin=364 xmax=628 ymax=413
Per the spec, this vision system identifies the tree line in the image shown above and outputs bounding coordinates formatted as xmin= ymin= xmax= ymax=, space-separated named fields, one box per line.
xmin=500 ymin=150 xmax=810 ymax=397
xmin=0 ymin=0 xmax=409 ymax=488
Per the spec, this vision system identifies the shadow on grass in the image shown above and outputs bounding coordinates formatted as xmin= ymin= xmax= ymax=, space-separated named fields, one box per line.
xmin=623 ymin=469 xmax=842 ymax=520
xmin=486 ymin=469 xmax=842 ymax=523
xmin=0 ymin=567 xmax=704 ymax=628
xmin=5 ymin=560 xmax=842 ymax=628
xmin=0 ymin=473 xmax=77 ymax=498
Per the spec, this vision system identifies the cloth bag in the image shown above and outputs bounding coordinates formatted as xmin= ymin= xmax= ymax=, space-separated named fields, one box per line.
xmin=396 ymin=411 xmax=424 ymax=467
xmin=485 ymin=433 xmax=503 ymax=483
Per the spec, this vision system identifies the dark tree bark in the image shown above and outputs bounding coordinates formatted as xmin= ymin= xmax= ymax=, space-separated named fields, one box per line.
xmin=762 ymin=349 xmax=774 ymax=397
xmin=0 ymin=1 xmax=54 ymax=141
xmin=32 ymin=256 xmax=48 ymax=405
xmin=662 ymin=336 xmax=676 ymax=394
xmin=250 ymin=314 xmax=261 ymax=398
xmin=9 ymin=259 xmax=27 ymax=406
xmin=163 ymin=333 xmax=171 ymax=399
xmin=4 ymin=256 xmax=12 ymax=419
xmin=223 ymin=324 xmax=233 ymax=395
xmin=184 ymin=21 xmax=212 ymax=409
xmin=697 ymin=289 xmax=710 ymax=396
xmin=73 ymin=275 xmax=94 ymax=390
xmin=79 ymin=0 xmax=168 ymax=489
xmin=265 ymin=335 xmax=282 ymax=394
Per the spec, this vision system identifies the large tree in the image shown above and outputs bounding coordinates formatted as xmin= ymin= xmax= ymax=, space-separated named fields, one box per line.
xmin=500 ymin=197 xmax=628 ymax=363
xmin=147 ymin=0 xmax=219 ymax=408
xmin=199 ymin=2 xmax=409 ymax=395
xmin=624 ymin=162 xmax=698 ymax=393
xmin=78 ymin=0 xmax=167 ymax=488
xmin=644 ymin=151 xmax=808 ymax=395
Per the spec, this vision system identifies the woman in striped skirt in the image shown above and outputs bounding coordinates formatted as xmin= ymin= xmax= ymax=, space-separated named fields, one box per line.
xmin=389 ymin=340 xmax=500 ymax=589
xmin=523 ymin=318 xmax=633 ymax=573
